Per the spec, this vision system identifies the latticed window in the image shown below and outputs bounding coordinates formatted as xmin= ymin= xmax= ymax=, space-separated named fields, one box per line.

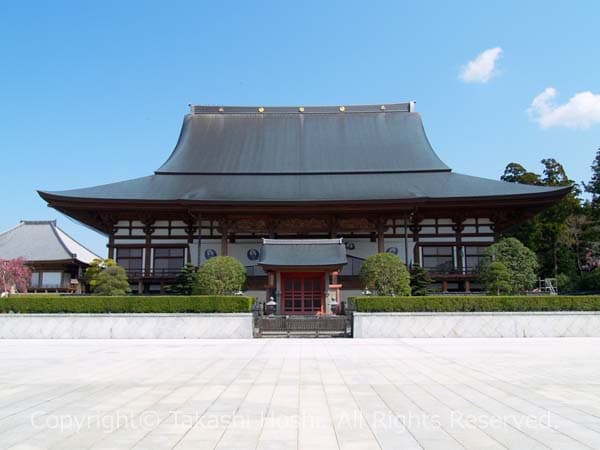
xmin=116 ymin=248 xmax=143 ymax=272
xmin=464 ymin=246 xmax=489 ymax=272
xmin=421 ymin=246 xmax=454 ymax=273
xmin=153 ymin=248 xmax=185 ymax=274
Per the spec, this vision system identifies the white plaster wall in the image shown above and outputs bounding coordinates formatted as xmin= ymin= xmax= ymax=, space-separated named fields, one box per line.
xmin=342 ymin=238 xmax=377 ymax=260
xmin=199 ymin=239 xmax=221 ymax=264
xmin=353 ymin=312 xmax=600 ymax=338
xmin=0 ymin=314 xmax=253 ymax=339
xmin=228 ymin=240 xmax=263 ymax=267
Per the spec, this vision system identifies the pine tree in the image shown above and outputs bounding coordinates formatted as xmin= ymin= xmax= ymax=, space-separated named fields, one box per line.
xmin=409 ymin=264 xmax=432 ymax=296
xmin=584 ymin=148 xmax=600 ymax=210
xmin=165 ymin=264 xmax=198 ymax=295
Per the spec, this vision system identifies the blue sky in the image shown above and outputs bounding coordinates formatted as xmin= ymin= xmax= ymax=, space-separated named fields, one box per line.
xmin=1 ymin=1 xmax=599 ymax=257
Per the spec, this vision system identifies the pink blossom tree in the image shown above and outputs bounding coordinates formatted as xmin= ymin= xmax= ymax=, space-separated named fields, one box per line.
xmin=0 ymin=258 xmax=31 ymax=293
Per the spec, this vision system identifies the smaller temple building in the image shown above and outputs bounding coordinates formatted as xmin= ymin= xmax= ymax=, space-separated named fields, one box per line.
xmin=258 ymin=239 xmax=347 ymax=315
xmin=0 ymin=220 xmax=100 ymax=293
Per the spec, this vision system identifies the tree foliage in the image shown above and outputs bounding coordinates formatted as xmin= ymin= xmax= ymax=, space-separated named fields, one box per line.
xmin=409 ymin=264 xmax=432 ymax=296
xmin=583 ymin=148 xmax=600 ymax=212
xmin=479 ymin=238 xmax=539 ymax=293
xmin=501 ymin=162 xmax=542 ymax=185
xmin=479 ymin=261 xmax=512 ymax=295
xmin=84 ymin=258 xmax=130 ymax=296
xmin=501 ymin=159 xmax=579 ymax=278
xmin=359 ymin=253 xmax=411 ymax=296
xmin=0 ymin=258 xmax=31 ymax=293
xmin=196 ymin=256 xmax=246 ymax=295
xmin=165 ymin=263 xmax=198 ymax=295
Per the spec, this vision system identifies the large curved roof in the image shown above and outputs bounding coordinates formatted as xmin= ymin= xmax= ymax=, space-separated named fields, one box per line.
xmin=39 ymin=102 xmax=570 ymax=206
xmin=39 ymin=172 xmax=569 ymax=203
xmin=158 ymin=103 xmax=449 ymax=175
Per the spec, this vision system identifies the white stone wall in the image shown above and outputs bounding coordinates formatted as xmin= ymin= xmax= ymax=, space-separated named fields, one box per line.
xmin=353 ymin=312 xmax=600 ymax=338
xmin=0 ymin=314 xmax=253 ymax=339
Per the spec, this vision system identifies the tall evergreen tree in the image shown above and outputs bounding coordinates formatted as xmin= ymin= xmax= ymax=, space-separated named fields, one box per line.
xmin=501 ymin=162 xmax=541 ymax=185
xmin=583 ymin=148 xmax=600 ymax=211
xmin=500 ymin=159 xmax=580 ymax=278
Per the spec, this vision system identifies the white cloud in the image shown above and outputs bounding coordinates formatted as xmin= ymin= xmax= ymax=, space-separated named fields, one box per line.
xmin=528 ymin=87 xmax=600 ymax=129
xmin=459 ymin=47 xmax=502 ymax=83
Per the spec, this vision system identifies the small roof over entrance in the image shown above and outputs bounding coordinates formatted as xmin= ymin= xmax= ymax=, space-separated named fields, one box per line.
xmin=258 ymin=239 xmax=347 ymax=269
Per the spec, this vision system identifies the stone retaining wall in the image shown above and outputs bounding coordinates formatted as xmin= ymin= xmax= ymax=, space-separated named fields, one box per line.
xmin=0 ymin=314 xmax=253 ymax=339
xmin=353 ymin=312 xmax=600 ymax=338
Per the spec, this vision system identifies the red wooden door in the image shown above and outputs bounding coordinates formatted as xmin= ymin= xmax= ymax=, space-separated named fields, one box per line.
xmin=281 ymin=272 xmax=324 ymax=315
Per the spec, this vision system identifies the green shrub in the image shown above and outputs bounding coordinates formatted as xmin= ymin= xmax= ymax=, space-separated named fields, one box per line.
xmin=0 ymin=295 xmax=254 ymax=313
xmin=84 ymin=258 xmax=131 ymax=295
xmin=478 ymin=238 xmax=539 ymax=293
xmin=359 ymin=253 xmax=411 ymax=296
xmin=409 ymin=264 xmax=432 ymax=296
xmin=196 ymin=256 xmax=246 ymax=295
xmin=350 ymin=295 xmax=600 ymax=312
xmin=479 ymin=261 xmax=512 ymax=295
xmin=166 ymin=264 xmax=198 ymax=295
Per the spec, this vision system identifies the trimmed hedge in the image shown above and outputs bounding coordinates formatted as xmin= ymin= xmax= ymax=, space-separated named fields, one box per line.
xmin=0 ymin=295 xmax=254 ymax=314
xmin=350 ymin=296 xmax=600 ymax=312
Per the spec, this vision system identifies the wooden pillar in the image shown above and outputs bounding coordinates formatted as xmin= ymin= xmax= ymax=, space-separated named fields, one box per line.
xmin=377 ymin=220 xmax=385 ymax=254
xmin=465 ymin=279 xmax=471 ymax=293
xmin=409 ymin=211 xmax=423 ymax=267
xmin=219 ymin=218 xmax=229 ymax=256
xmin=144 ymin=236 xmax=152 ymax=276
xmin=107 ymin=233 xmax=115 ymax=260
xmin=410 ymin=226 xmax=421 ymax=266
xmin=442 ymin=280 xmax=449 ymax=293
xmin=184 ymin=218 xmax=197 ymax=265
xmin=142 ymin=220 xmax=155 ymax=277
xmin=221 ymin=234 xmax=228 ymax=256
xmin=452 ymin=215 xmax=466 ymax=274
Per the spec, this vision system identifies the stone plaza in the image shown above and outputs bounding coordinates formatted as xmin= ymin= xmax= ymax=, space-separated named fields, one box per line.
xmin=1 ymin=338 xmax=600 ymax=449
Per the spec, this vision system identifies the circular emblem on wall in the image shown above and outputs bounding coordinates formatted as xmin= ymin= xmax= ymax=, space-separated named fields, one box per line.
xmin=204 ymin=249 xmax=217 ymax=260
xmin=386 ymin=247 xmax=399 ymax=255
xmin=247 ymin=248 xmax=259 ymax=261
xmin=344 ymin=241 xmax=356 ymax=250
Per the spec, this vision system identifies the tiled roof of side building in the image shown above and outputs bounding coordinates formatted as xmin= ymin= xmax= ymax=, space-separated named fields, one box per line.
xmin=0 ymin=221 xmax=100 ymax=264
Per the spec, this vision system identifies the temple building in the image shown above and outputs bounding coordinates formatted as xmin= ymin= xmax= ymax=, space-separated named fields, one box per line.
xmin=0 ymin=220 xmax=100 ymax=293
xmin=39 ymin=102 xmax=569 ymax=311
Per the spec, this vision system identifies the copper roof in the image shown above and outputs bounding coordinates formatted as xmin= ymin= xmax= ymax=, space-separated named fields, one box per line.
xmin=39 ymin=102 xmax=570 ymax=205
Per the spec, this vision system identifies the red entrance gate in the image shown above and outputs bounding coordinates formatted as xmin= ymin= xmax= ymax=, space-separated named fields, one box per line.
xmin=281 ymin=272 xmax=324 ymax=314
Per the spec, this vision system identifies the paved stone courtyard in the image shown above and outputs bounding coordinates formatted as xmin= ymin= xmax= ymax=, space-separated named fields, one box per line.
xmin=1 ymin=338 xmax=600 ymax=450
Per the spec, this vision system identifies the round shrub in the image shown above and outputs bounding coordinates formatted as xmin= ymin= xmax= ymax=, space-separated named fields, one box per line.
xmin=479 ymin=237 xmax=539 ymax=294
xmin=359 ymin=253 xmax=411 ymax=296
xmin=92 ymin=264 xmax=131 ymax=296
xmin=196 ymin=256 xmax=246 ymax=295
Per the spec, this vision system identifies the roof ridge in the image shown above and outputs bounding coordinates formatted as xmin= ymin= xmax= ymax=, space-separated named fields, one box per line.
xmin=189 ymin=102 xmax=415 ymax=115
xmin=53 ymin=223 xmax=101 ymax=261
xmin=20 ymin=220 xmax=57 ymax=225
xmin=47 ymin=221 xmax=76 ymax=260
